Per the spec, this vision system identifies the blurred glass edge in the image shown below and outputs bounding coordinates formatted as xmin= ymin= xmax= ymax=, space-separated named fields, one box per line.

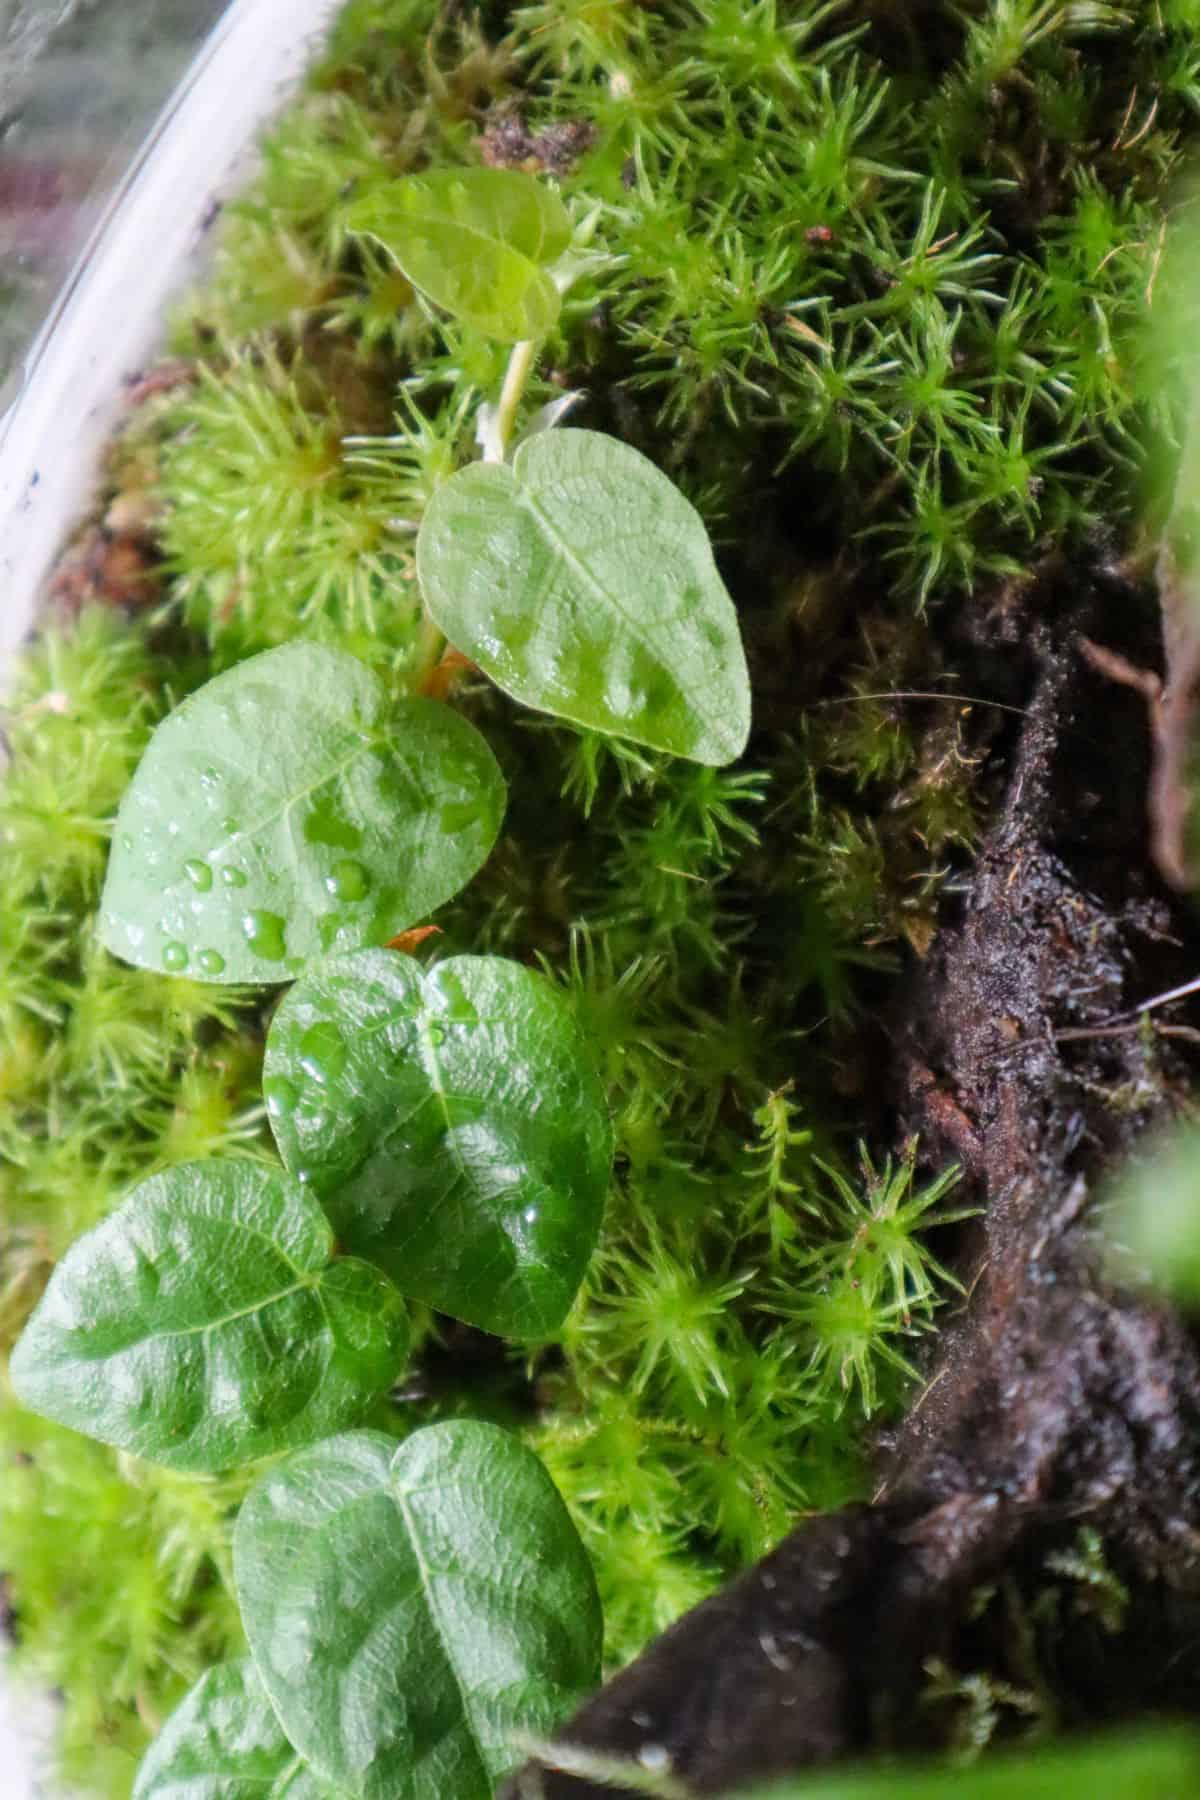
xmin=0 ymin=0 xmax=231 ymax=387
xmin=0 ymin=0 xmax=346 ymax=681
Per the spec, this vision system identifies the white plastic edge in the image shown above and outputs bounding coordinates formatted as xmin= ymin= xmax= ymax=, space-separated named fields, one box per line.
xmin=0 ymin=0 xmax=345 ymax=680
xmin=0 ymin=1649 xmax=58 ymax=1800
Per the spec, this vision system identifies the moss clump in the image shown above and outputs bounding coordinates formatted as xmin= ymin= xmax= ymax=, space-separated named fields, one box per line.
xmin=3 ymin=2 xmax=1199 ymax=1793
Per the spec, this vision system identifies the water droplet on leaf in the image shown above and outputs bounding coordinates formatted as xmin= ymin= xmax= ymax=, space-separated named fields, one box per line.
xmin=162 ymin=941 xmax=189 ymax=971
xmin=435 ymin=969 xmax=479 ymax=1024
xmin=196 ymin=949 xmax=226 ymax=976
xmin=241 ymin=910 xmax=287 ymax=962
xmin=183 ymin=858 xmax=213 ymax=892
xmin=426 ymin=1020 xmax=447 ymax=1047
xmin=304 ymin=792 xmax=362 ymax=850
xmin=298 ymin=1021 xmax=348 ymax=1086
xmin=264 ymin=1075 xmax=299 ymax=1118
xmin=324 ymin=859 xmax=370 ymax=902
xmin=220 ymin=865 xmax=248 ymax=888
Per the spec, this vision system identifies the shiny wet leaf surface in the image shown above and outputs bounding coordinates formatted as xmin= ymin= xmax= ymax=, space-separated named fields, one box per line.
xmin=99 ymin=643 xmax=505 ymax=985
xmin=234 ymin=1426 xmax=601 ymax=1800
xmin=265 ymin=949 xmax=611 ymax=1337
xmin=10 ymin=1161 xmax=409 ymax=1471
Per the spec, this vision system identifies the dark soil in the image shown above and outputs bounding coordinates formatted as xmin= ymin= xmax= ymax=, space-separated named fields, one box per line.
xmin=509 ymin=561 xmax=1200 ymax=1797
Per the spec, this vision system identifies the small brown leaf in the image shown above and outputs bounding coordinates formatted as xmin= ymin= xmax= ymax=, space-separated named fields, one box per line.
xmin=386 ymin=924 xmax=443 ymax=955
xmin=419 ymin=647 xmax=476 ymax=700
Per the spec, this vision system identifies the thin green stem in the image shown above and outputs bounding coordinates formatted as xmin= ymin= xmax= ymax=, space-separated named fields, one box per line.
xmin=485 ymin=338 xmax=539 ymax=463
xmin=414 ymin=608 xmax=446 ymax=685
xmin=415 ymin=337 xmax=539 ymax=690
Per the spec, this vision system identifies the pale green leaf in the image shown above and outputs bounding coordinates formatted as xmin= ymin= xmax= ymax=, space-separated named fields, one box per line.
xmin=347 ymin=169 xmax=571 ymax=342
xmin=264 ymin=950 xmax=611 ymax=1336
xmin=234 ymin=1426 xmax=601 ymax=1800
xmin=9 ymin=1161 xmax=408 ymax=1472
xmin=416 ymin=429 xmax=751 ymax=765
xmin=133 ymin=1657 xmax=343 ymax=1800
xmin=99 ymin=643 xmax=505 ymax=984
xmin=1107 ymin=1120 xmax=1200 ymax=1304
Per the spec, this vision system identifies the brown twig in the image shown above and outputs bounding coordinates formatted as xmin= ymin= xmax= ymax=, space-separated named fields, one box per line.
xmin=1078 ymin=598 xmax=1200 ymax=892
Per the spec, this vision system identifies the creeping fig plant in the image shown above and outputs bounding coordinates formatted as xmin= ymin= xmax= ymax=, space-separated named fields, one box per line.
xmin=10 ymin=161 xmax=749 ymax=1798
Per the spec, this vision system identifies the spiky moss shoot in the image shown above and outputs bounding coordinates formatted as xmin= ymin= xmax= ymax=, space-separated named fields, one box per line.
xmin=807 ymin=1141 xmax=972 ymax=1315
xmin=570 ymin=1227 xmax=756 ymax=1407
xmin=0 ymin=612 xmax=161 ymax=914
xmin=763 ymin=1147 xmax=972 ymax=1413
xmin=7 ymin=0 xmax=1200 ymax=1789
xmin=0 ymin=1410 xmax=248 ymax=1797
xmin=156 ymin=347 xmax=425 ymax=668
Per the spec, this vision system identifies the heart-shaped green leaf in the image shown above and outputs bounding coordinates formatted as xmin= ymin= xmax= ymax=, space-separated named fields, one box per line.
xmin=133 ymin=1657 xmax=343 ymax=1800
xmin=264 ymin=950 xmax=611 ymax=1337
xmin=416 ymin=428 xmax=752 ymax=765
xmin=347 ymin=169 xmax=571 ymax=342
xmin=99 ymin=643 xmax=505 ymax=984
xmin=9 ymin=1161 xmax=408 ymax=1472
xmin=234 ymin=1426 xmax=601 ymax=1800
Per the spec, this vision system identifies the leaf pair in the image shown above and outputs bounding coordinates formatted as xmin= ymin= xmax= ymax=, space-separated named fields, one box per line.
xmin=349 ymin=166 xmax=752 ymax=768
xmin=98 ymin=168 xmax=752 ymax=988
xmin=11 ymin=950 xmax=611 ymax=1471
xmin=135 ymin=1425 xmax=601 ymax=1800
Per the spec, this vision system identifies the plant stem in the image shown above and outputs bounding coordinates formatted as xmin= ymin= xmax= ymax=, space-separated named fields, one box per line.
xmin=416 ymin=337 xmax=539 ymax=690
xmin=415 ymin=607 xmax=446 ymax=684
xmin=486 ymin=338 xmax=539 ymax=463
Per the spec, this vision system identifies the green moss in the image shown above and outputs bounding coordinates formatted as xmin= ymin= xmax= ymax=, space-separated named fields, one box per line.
xmin=4 ymin=1 xmax=1200 ymax=1791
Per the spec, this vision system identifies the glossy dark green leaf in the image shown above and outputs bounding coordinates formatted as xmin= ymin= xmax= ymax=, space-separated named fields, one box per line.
xmin=234 ymin=1425 xmax=601 ymax=1800
xmin=9 ymin=1161 xmax=408 ymax=1471
xmin=264 ymin=950 xmax=611 ymax=1337
xmin=347 ymin=169 xmax=571 ymax=342
xmin=99 ymin=643 xmax=505 ymax=984
xmin=133 ymin=1657 xmax=343 ymax=1800
xmin=416 ymin=429 xmax=751 ymax=765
